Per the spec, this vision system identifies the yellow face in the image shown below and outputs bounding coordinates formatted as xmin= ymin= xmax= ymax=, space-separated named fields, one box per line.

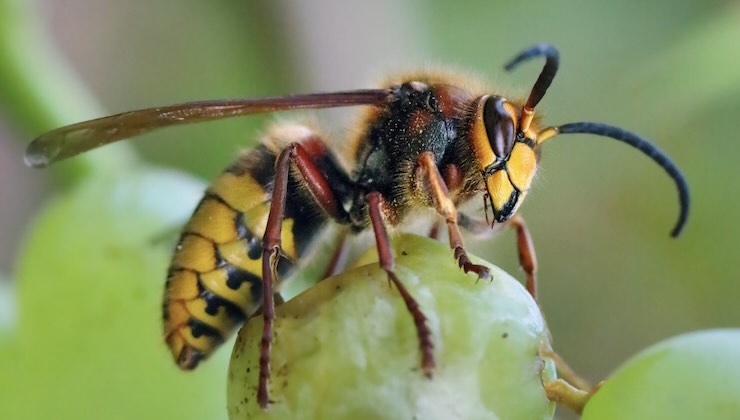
xmin=470 ymin=95 xmax=538 ymax=223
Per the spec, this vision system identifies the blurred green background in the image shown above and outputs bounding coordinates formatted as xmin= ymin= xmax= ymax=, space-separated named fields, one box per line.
xmin=1 ymin=0 xmax=739 ymax=419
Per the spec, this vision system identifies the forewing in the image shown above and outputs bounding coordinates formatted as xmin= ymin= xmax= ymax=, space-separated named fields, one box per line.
xmin=25 ymin=90 xmax=391 ymax=167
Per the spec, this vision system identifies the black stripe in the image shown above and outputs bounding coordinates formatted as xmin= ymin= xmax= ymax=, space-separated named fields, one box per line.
xmin=225 ymin=266 xmax=263 ymax=297
xmin=232 ymin=212 xmax=264 ymax=259
xmin=197 ymin=275 xmax=249 ymax=322
xmin=496 ymin=188 xmax=521 ymax=223
xmin=516 ymin=131 xmax=536 ymax=149
xmin=234 ymin=211 xmax=249 ymax=239
xmin=246 ymin=235 xmax=263 ymax=260
xmin=187 ymin=318 xmax=224 ymax=342
xmin=226 ymin=146 xmax=276 ymax=189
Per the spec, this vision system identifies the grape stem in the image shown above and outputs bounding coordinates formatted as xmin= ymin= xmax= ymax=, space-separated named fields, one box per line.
xmin=544 ymin=379 xmax=593 ymax=415
xmin=540 ymin=342 xmax=596 ymax=414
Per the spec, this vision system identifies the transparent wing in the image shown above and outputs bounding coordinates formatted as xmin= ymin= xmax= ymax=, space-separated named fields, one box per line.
xmin=25 ymin=89 xmax=392 ymax=167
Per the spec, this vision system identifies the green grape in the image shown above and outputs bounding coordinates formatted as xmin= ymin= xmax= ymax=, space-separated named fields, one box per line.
xmin=11 ymin=169 xmax=232 ymax=420
xmin=583 ymin=329 xmax=740 ymax=420
xmin=228 ymin=234 xmax=556 ymax=420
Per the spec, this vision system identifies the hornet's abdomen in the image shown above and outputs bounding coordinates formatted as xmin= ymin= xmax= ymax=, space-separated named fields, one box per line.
xmin=163 ymin=145 xmax=308 ymax=369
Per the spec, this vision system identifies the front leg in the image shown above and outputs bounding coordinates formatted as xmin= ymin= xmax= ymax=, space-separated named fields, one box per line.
xmin=456 ymin=211 xmax=539 ymax=301
xmin=416 ymin=152 xmax=490 ymax=279
xmin=508 ymin=215 xmax=538 ymax=300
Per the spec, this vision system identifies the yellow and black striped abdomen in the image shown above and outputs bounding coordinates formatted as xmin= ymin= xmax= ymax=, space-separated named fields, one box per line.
xmin=163 ymin=146 xmax=303 ymax=369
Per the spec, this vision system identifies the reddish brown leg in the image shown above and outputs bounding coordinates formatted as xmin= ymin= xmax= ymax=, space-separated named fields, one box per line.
xmin=508 ymin=215 xmax=538 ymax=301
xmin=429 ymin=164 xmax=465 ymax=240
xmin=258 ymin=141 xmax=345 ymax=408
xmin=322 ymin=230 xmax=350 ymax=278
xmin=428 ymin=222 xmax=442 ymax=240
xmin=456 ymin=211 xmax=539 ymax=301
xmin=366 ymin=192 xmax=434 ymax=377
xmin=416 ymin=152 xmax=489 ymax=279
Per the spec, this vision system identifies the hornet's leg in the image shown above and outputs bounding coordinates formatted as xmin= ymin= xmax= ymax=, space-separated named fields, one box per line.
xmin=507 ymin=215 xmax=538 ymax=301
xmin=416 ymin=152 xmax=489 ymax=279
xmin=366 ymin=191 xmax=435 ymax=377
xmin=259 ymin=141 xmax=347 ymax=408
xmin=322 ymin=230 xmax=350 ymax=278
xmin=457 ymin=200 xmax=591 ymax=399
xmin=428 ymin=222 xmax=442 ymax=240
xmin=429 ymin=164 xmax=465 ymax=240
xmin=455 ymin=211 xmax=538 ymax=301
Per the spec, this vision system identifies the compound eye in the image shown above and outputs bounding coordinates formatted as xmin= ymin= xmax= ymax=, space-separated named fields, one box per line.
xmin=482 ymin=96 xmax=515 ymax=159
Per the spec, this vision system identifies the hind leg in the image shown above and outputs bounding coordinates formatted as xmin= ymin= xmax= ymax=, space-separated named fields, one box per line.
xmin=258 ymin=139 xmax=350 ymax=408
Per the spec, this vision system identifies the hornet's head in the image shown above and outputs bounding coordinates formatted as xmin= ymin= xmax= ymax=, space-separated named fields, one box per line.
xmin=467 ymin=43 xmax=689 ymax=236
xmin=469 ymin=95 xmax=539 ymax=224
